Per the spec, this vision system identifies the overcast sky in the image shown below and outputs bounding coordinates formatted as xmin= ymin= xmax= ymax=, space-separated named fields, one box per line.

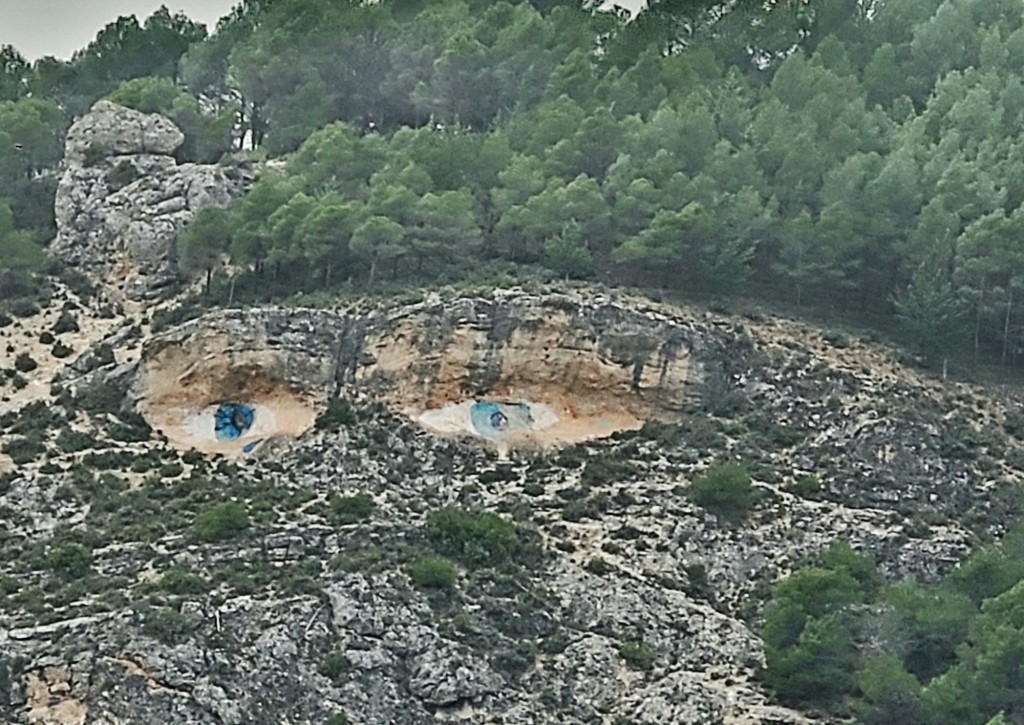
xmin=0 ymin=0 xmax=647 ymax=62
xmin=0 ymin=1 xmax=239 ymax=60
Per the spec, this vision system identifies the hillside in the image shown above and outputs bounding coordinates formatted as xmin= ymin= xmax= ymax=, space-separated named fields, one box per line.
xmin=3 ymin=261 xmax=1024 ymax=722
xmin=5 ymin=2 xmax=1024 ymax=724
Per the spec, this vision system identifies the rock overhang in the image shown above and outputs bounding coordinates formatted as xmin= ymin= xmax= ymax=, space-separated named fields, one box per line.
xmin=129 ymin=292 xmax=706 ymax=456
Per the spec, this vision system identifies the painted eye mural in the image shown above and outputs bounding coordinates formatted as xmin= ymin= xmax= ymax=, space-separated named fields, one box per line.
xmin=469 ymin=401 xmax=534 ymax=438
xmin=214 ymin=403 xmax=255 ymax=440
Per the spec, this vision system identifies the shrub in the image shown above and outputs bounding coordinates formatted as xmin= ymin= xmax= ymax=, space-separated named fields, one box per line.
xmin=157 ymin=567 xmax=208 ymax=595
xmin=192 ymin=501 xmax=250 ymax=542
xmin=687 ymin=462 xmax=757 ymax=519
xmin=56 ymin=429 xmax=97 ymax=453
xmin=329 ymin=492 xmax=375 ymax=525
xmin=786 ymin=474 xmax=822 ymax=499
xmin=426 ymin=507 xmax=519 ymax=568
xmin=143 ymin=606 xmax=189 ymax=643
xmin=316 ymin=397 xmax=357 ymax=430
xmin=619 ymin=640 xmax=654 ymax=670
xmin=14 ymin=352 xmax=37 ymax=373
xmin=47 ymin=542 xmax=92 ymax=579
xmin=3 ymin=436 xmax=46 ymax=465
xmin=82 ymin=143 xmax=107 ymax=167
xmin=406 ymin=555 xmax=457 ymax=589
xmin=9 ymin=298 xmax=39 ymax=318
xmin=318 ymin=650 xmax=351 ymax=685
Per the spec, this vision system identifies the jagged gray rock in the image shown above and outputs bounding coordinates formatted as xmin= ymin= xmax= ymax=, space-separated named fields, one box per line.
xmin=64 ymin=100 xmax=184 ymax=162
xmin=51 ymin=101 xmax=253 ymax=301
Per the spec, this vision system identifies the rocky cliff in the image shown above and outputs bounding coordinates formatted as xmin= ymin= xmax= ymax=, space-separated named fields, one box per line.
xmin=50 ymin=101 xmax=253 ymax=301
xmin=130 ymin=290 xmax=703 ymax=455
xmin=3 ymin=285 xmax=1021 ymax=724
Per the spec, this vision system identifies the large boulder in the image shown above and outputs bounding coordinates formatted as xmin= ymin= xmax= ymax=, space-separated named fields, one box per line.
xmin=64 ymin=100 xmax=184 ymax=162
xmin=51 ymin=101 xmax=253 ymax=301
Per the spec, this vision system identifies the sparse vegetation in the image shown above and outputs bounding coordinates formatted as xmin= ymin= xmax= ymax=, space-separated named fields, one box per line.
xmin=426 ymin=508 xmax=519 ymax=568
xmin=318 ymin=650 xmax=352 ymax=685
xmin=191 ymin=501 xmax=250 ymax=542
xmin=316 ymin=397 xmax=357 ymax=430
xmin=328 ymin=492 xmax=375 ymax=525
xmin=686 ymin=462 xmax=756 ymax=519
xmin=407 ymin=555 xmax=457 ymax=590
xmin=619 ymin=640 xmax=654 ymax=671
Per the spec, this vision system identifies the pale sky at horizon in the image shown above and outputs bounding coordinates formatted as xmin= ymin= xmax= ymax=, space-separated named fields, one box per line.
xmin=0 ymin=0 xmax=646 ymax=62
xmin=0 ymin=1 xmax=239 ymax=60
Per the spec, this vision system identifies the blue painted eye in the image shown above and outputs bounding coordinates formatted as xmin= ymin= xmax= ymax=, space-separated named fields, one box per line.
xmin=469 ymin=402 xmax=532 ymax=438
xmin=214 ymin=403 xmax=255 ymax=440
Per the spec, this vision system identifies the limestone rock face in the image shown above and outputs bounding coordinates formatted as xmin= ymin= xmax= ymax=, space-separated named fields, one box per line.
xmin=51 ymin=101 xmax=252 ymax=301
xmin=130 ymin=290 xmax=707 ymax=454
xmin=64 ymin=100 xmax=184 ymax=162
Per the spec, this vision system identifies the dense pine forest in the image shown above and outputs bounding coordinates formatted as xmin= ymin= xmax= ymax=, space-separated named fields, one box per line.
xmin=2 ymin=0 xmax=1024 ymax=369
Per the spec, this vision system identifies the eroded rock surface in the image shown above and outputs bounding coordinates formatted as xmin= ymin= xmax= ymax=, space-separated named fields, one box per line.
xmin=6 ymin=286 xmax=1024 ymax=725
xmin=51 ymin=101 xmax=253 ymax=301
xmin=131 ymin=291 xmax=710 ymax=454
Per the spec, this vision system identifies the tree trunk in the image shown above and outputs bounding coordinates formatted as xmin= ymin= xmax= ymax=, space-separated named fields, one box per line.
xmin=367 ymin=257 xmax=377 ymax=286
xmin=205 ymin=267 xmax=212 ymax=295
xmin=228 ymin=275 xmax=236 ymax=305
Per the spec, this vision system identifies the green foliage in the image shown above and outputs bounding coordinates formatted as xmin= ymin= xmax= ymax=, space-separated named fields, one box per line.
xmin=328 ymin=493 xmax=375 ymax=525
xmin=13 ymin=352 xmax=36 ymax=373
xmin=619 ymin=640 xmax=654 ymax=670
xmin=156 ymin=567 xmax=208 ymax=595
xmin=3 ymin=436 xmax=46 ymax=465
xmin=425 ymin=507 xmax=519 ymax=568
xmin=46 ymin=542 xmax=92 ymax=579
xmin=893 ymin=265 xmax=969 ymax=365
xmin=406 ymin=555 xmax=457 ymax=590
xmin=177 ymin=205 xmax=231 ymax=285
xmin=191 ymin=501 xmax=250 ymax=542
xmin=318 ymin=650 xmax=352 ymax=685
xmin=316 ymin=398 xmax=357 ymax=431
xmin=854 ymin=654 xmax=924 ymax=725
xmin=686 ymin=462 xmax=756 ymax=519
xmin=785 ymin=474 xmax=822 ymax=498
xmin=143 ymin=605 xmax=190 ymax=644
xmin=762 ymin=544 xmax=873 ymax=708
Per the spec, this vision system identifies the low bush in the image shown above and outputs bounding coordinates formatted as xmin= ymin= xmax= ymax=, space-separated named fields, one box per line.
xmin=192 ymin=501 xmax=250 ymax=542
xmin=687 ymin=462 xmax=757 ymax=519
xmin=786 ymin=474 xmax=822 ymax=499
xmin=157 ymin=567 xmax=208 ymax=595
xmin=316 ymin=397 xmax=357 ymax=430
xmin=51 ymin=342 xmax=74 ymax=359
xmin=426 ymin=507 xmax=519 ymax=568
xmin=329 ymin=492 xmax=375 ymax=525
xmin=407 ymin=555 xmax=457 ymax=589
xmin=619 ymin=640 xmax=654 ymax=670
xmin=47 ymin=542 xmax=92 ymax=579
xmin=318 ymin=650 xmax=352 ymax=685
xmin=51 ymin=310 xmax=79 ymax=334
xmin=3 ymin=436 xmax=46 ymax=465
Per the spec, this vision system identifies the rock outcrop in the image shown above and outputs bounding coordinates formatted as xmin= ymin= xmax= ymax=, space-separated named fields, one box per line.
xmin=130 ymin=290 xmax=706 ymax=455
xmin=7 ymin=286 xmax=1024 ymax=724
xmin=51 ymin=101 xmax=253 ymax=301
